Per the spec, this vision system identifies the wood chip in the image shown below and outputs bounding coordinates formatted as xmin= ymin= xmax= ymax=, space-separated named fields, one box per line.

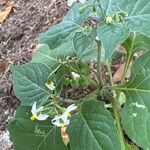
xmin=0 ymin=60 xmax=8 ymax=74
xmin=0 ymin=1 xmax=14 ymax=23
xmin=0 ymin=0 xmax=7 ymax=5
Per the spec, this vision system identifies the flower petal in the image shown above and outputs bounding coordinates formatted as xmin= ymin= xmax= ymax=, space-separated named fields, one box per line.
xmin=31 ymin=102 xmax=37 ymax=115
xmin=52 ymin=116 xmax=62 ymax=127
xmin=66 ymin=104 xmax=77 ymax=112
xmin=71 ymin=72 xmax=80 ymax=79
xmin=36 ymin=106 xmax=44 ymax=113
xmin=45 ymin=82 xmax=55 ymax=91
xmin=61 ymin=112 xmax=69 ymax=122
xmin=36 ymin=114 xmax=49 ymax=121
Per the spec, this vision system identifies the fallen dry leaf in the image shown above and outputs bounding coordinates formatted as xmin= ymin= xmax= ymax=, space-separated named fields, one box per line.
xmin=0 ymin=60 xmax=8 ymax=74
xmin=61 ymin=126 xmax=69 ymax=145
xmin=0 ymin=0 xmax=14 ymax=23
xmin=116 ymin=45 xmax=126 ymax=54
xmin=113 ymin=63 xmax=132 ymax=83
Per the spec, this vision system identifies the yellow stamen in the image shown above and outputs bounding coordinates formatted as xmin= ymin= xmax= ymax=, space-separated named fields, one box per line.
xmin=60 ymin=123 xmax=66 ymax=128
xmin=30 ymin=115 xmax=36 ymax=121
xmin=68 ymin=112 xmax=71 ymax=117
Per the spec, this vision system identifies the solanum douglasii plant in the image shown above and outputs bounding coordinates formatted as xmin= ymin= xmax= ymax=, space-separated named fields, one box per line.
xmin=8 ymin=0 xmax=150 ymax=149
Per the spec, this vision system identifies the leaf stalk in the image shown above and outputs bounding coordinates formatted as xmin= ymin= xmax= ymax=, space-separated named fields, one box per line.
xmin=96 ymin=40 xmax=103 ymax=91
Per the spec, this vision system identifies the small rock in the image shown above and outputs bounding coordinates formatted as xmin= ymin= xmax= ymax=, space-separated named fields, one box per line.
xmin=0 ymin=131 xmax=13 ymax=150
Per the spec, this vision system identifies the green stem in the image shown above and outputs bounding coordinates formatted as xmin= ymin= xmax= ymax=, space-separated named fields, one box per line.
xmin=59 ymin=98 xmax=77 ymax=104
xmin=107 ymin=63 xmax=126 ymax=150
xmin=112 ymin=101 xmax=126 ymax=150
xmin=106 ymin=63 xmax=116 ymax=97
xmin=106 ymin=63 xmax=113 ymax=87
xmin=120 ymin=52 xmax=132 ymax=86
xmin=48 ymin=64 xmax=62 ymax=80
xmin=96 ymin=40 xmax=103 ymax=90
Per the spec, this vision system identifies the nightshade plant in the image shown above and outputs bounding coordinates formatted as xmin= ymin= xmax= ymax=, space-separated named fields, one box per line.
xmin=8 ymin=0 xmax=150 ymax=149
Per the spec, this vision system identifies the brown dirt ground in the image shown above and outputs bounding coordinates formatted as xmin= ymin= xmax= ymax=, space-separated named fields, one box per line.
xmin=0 ymin=0 xmax=68 ymax=149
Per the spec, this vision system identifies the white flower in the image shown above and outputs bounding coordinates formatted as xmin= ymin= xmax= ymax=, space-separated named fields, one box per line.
xmin=66 ymin=104 xmax=77 ymax=112
xmin=67 ymin=0 xmax=86 ymax=7
xmin=30 ymin=102 xmax=49 ymax=121
xmin=71 ymin=72 xmax=80 ymax=79
xmin=51 ymin=104 xmax=77 ymax=127
xmin=45 ymin=82 xmax=55 ymax=91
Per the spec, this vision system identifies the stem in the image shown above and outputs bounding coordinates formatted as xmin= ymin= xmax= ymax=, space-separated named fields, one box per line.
xmin=59 ymin=98 xmax=77 ymax=104
xmin=120 ymin=52 xmax=132 ymax=86
xmin=106 ymin=63 xmax=113 ymax=87
xmin=96 ymin=40 xmax=103 ymax=90
xmin=48 ymin=64 xmax=62 ymax=80
xmin=107 ymin=63 xmax=126 ymax=150
xmin=112 ymin=101 xmax=126 ymax=150
xmin=106 ymin=63 xmax=116 ymax=97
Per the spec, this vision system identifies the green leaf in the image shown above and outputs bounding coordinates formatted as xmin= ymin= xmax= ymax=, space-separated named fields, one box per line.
xmin=38 ymin=3 xmax=93 ymax=49
xmin=11 ymin=63 xmax=51 ymax=106
xmin=98 ymin=22 xmax=129 ymax=61
xmin=31 ymin=44 xmax=59 ymax=70
xmin=38 ymin=21 xmax=78 ymax=50
xmin=122 ymin=33 xmax=150 ymax=54
xmin=67 ymin=100 xmax=121 ymax=150
xmin=31 ymin=42 xmax=73 ymax=70
xmin=101 ymin=0 xmax=120 ymax=14
xmin=120 ymin=0 xmax=150 ymax=37
xmin=117 ymin=51 xmax=150 ymax=149
xmin=97 ymin=0 xmax=150 ymax=61
xmin=8 ymin=106 xmax=67 ymax=150
xmin=73 ymin=29 xmax=97 ymax=62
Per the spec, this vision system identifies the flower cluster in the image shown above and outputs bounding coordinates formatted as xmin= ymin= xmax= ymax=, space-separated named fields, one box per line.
xmin=30 ymin=80 xmax=77 ymax=127
xmin=30 ymin=102 xmax=77 ymax=127
xmin=52 ymin=104 xmax=77 ymax=127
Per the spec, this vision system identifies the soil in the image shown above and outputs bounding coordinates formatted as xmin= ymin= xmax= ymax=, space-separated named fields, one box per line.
xmin=0 ymin=0 xmax=68 ymax=149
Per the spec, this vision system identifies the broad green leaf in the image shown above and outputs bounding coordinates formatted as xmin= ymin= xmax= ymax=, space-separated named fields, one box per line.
xmin=122 ymin=33 xmax=150 ymax=54
xmin=38 ymin=21 xmax=78 ymax=50
xmin=100 ymin=0 xmax=120 ymax=14
xmin=98 ymin=22 xmax=129 ymax=61
xmin=73 ymin=29 xmax=97 ymax=62
xmin=67 ymin=100 xmax=121 ymax=150
xmin=8 ymin=106 xmax=67 ymax=150
xmin=31 ymin=44 xmax=59 ymax=70
xmin=116 ymin=51 xmax=150 ymax=149
xmin=119 ymin=0 xmax=150 ymax=37
xmin=38 ymin=3 xmax=94 ymax=49
xmin=63 ymin=3 xmax=94 ymax=24
xmin=32 ymin=42 xmax=73 ymax=70
xmin=11 ymin=63 xmax=51 ymax=106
